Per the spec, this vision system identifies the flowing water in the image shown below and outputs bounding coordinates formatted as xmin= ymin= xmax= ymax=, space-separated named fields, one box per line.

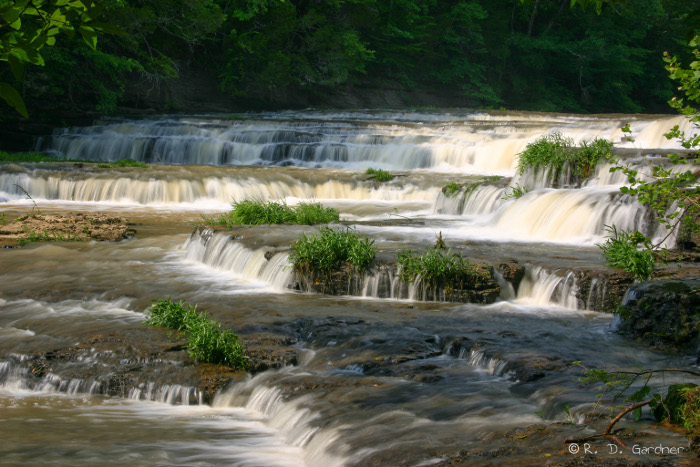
xmin=1 ymin=110 xmax=698 ymax=465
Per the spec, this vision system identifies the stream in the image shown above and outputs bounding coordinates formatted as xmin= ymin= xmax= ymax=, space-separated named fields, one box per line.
xmin=1 ymin=110 xmax=698 ymax=466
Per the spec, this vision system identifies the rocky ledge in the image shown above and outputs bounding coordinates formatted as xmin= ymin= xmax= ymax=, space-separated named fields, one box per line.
xmin=0 ymin=212 xmax=136 ymax=247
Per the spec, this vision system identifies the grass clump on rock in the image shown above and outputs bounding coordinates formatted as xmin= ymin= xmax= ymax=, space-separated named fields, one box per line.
xmin=396 ymin=248 xmax=496 ymax=302
xmin=97 ymin=159 xmax=148 ymax=168
xmin=598 ymin=225 xmax=655 ymax=281
xmin=290 ymin=227 xmax=376 ymax=275
xmin=366 ymin=168 xmax=394 ymax=182
xmin=205 ymin=200 xmax=339 ymax=227
xmin=517 ymin=133 xmax=613 ymax=183
xmin=397 ymin=248 xmax=482 ymax=287
xmin=144 ymin=299 xmax=248 ymax=369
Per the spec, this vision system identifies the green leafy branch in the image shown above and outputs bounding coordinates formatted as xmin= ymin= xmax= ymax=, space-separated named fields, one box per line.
xmin=1 ymin=0 xmax=123 ymax=117
xmin=601 ymin=37 xmax=700 ymax=278
xmin=566 ymin=363 xmax=700 ymax=447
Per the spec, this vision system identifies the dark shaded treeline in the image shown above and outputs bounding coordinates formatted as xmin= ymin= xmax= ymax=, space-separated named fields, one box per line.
xmin=2 ymin=0 xmax=699 ymax=125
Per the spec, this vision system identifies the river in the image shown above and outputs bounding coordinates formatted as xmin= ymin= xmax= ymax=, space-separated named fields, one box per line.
xmin=0 ymin=110 xmax=697 ymax=466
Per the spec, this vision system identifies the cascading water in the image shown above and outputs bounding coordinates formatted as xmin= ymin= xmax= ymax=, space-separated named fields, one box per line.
xmin=0 ymin=165 xmax=439 ymax=206
xmin=40 ymin=112 xmax=689 ymax=171
xmin=515 ymin=266 xmax=580 ymax=309
xmin=3 ymin=109 xmax=698 ymax=466
xmin=184 ymin=229 xmax=294 ymax=289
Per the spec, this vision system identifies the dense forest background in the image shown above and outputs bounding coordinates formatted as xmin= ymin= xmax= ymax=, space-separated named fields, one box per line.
xmin=2 ymin=0 xmax=700 ymax=130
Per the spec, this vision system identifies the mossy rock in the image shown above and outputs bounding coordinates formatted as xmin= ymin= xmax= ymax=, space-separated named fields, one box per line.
xmin=617 ymin=279 xmax=700 ymax=352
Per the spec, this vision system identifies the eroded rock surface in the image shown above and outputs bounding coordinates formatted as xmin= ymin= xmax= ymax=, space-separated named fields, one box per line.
xmin=0 ymin=212 xmax=135 ymax=247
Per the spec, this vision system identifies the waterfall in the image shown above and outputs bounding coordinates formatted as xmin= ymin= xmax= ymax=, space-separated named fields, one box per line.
xmin=516 ymin=266 xmax=580 ymax=309
xmin=0 ymin=167 xmax=438 ymax=206
xmin=40 ymin=112 xmax=690 ymax=172
xmin=492 ymin=187 xmax=654 ymax=244
xmin=213 ymin=371 xmax=348 ymax=467
xmin=184 ymin=229 xmax=294 ymax=289
xmin=129 ymin=382 xmax=202 ymax=405
xmin=433 ymin=184 xmax=506 ymax=216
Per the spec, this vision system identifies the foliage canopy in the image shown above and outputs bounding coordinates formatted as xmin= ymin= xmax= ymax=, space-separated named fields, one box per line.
xmin=3 ymin=0 xmax=699 ymax=116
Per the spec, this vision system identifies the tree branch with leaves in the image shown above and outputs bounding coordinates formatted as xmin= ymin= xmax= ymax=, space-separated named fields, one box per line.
xmin=600 ymin=37 xmax=700 ymax=279
xmin=0 ymin=0 xmax=122 ymax=117
xmin=565 ymin=364 xmax=700 ymax=447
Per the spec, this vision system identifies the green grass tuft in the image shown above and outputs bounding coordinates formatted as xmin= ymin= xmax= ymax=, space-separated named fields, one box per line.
xmin=517 ymin=133 xmax=613 ymax=182
xmin=397 ymin=248 xmax=483 ymax=286
xmin=97 ymin=159 xmax=148 ymax=168
xmin=290 ymin=227 xmax=376 ymax=274
xmin=204 ymin=200 xmax=339 ymax=227
xmin=366 ymin=168 xmax=394 ymax=182
xmin=599 ymin=225 xmax=655 ymax=281
xmin=294 ymin=202 xmax=341 ymax=225
xmin=144 ymin=299 xmax=248 ymax=369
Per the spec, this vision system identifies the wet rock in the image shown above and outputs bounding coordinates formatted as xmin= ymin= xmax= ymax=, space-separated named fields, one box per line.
xmin=291 ymin=262 xmax=368 ymax=296
xmin=617 ymin=279 xmax=700 ymax=352
xmin=508 ymin=355 xmax=567 ymax=383
xmin=292 ymin=259 xmax=501 ymax=304
xmin=242 ymin=332 xmax=298 ymax=373
xmin=495 ymin=260 xmax=526 ymax=293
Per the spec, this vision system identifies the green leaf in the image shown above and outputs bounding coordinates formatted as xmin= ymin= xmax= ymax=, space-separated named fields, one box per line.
xmin=79 ymin=25 xmax=97 ymax=50
xmin=88 ymin=22 xmax=126 ymax=36
xmin=1 ymin=1 xmax=27 ymax=24
xmin=84 ymin=3 xmax=105 ymax=21
xmin=8 ymin=54 xmax=24 ymax=81
xmin=633 ymin=406 xmax=642 ymax=421
xmin=0 ymin=82 xmax=29 ymax=118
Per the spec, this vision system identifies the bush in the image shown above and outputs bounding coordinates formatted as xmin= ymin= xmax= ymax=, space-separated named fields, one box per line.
xmin=143 ymin=299 xmax=248 ymax=369
xmin=517 ymin=133 xmax=612 ymax=181
xmin=366 ymin=168 xmax=394 ymax=182
xmin=599 ymin=226 xmax=655 ymax=281
xmin=205 ymin=200 xmax=339 ymax=227
xmin=397 ymin=248 xmax=483 ymax=286
xmin=290 ymin=227 xmax=376 ymax=274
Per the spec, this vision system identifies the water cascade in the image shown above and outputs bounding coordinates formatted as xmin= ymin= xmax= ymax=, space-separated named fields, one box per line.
xmin=2 ymin=109 xmax=697 ymax=466
xmin=516 ymin=266 xmax=580 ymax=309
xmin=184 ymin=229 xmax=294 ymax=289
xmin=0 ymin=166 xmax=439 ymax=206
xmin=41 ymin=112 xmax=689 ymax=171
